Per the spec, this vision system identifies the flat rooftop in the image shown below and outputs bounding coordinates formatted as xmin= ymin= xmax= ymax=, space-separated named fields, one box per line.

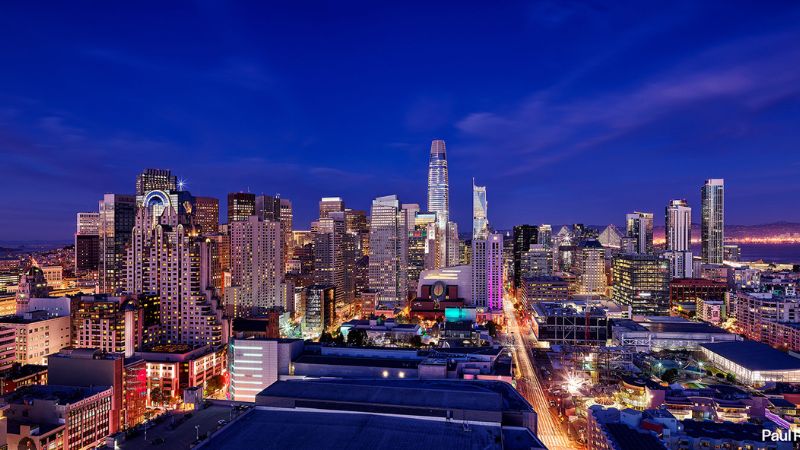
xmin=4 ymin=384 xmax=109 ymax=405
xmin=293 ymin=353 xmax=421 ymax=369
xmin=257 ymin=379 xmax=532 ymax=413
xmin=202 ymin=408 xmax=541 ymax=450
xmin=701 ymin=340 xmax=800 ymax=371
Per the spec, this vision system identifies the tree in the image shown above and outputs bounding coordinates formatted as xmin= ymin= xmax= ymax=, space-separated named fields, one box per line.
xmin=660 ymin=368 xmax=679 ymax=384
xmin=485 ymin=320 xmax=498 ymax=337
xmin=205 ymin=374 xmax=225 ymax=397
xmin=411 ymin=335 xmax=423 ymax=348
xmin=726 ymin=373 xmax=736 ymax=383
xmin=319 ymin=332 xmax=334 ymax=343
xmin=150 ymin=387 xmax=165 ymax=406
xmin=347 ymin=329 xmax=368 ymax=347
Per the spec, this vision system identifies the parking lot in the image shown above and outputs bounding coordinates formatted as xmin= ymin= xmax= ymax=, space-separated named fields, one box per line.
xmin=120 ymin=404 xmax=249 ymax=450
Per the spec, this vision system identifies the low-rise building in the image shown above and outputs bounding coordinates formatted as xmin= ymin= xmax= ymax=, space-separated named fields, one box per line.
xmin=3 ymin=385 xmax=112 ymax=450
xmin=139 ymin=344 xmax=226 ymax=404
xmin=530 ymin=301 xmax=608 ymax=346
xmin=700 ymin=340 xmax=800 ymax=386
xmin=0 ymin=311 xmax=71 ymax=365
xmin=0 ymin=364 xmax=47 ymax=395
xmin=521 ymin=276 xmax=570 ymax=309
xmin=228 ymin=338 xmax=303 ymax=402
xmin=611 ymin=317 xmax=739 ymax=352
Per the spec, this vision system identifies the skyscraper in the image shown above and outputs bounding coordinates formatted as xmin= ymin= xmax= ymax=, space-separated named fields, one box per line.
xmin=313 ymin=211 xmax=349 ymax=307
xmin=665 ymin=199 xmax=691 ymax=251
xmin=227 ymin=192 xmax=256 ymax=223
xmin=319 ymin=197 xmax=345 ymax=219
xmin=701 ymin=179 xmax=725 ymax=264
xmin=537 ymin=225 xmax=552 ymax=248
xmin=471 ymin=233 xmax=503 ymax=311
xmin=368 ymin=195 xmax=408 ymax=304
xmin=127 ymin=189 xmax=223 ymax=347
xmin=625 ymin=212 xmax=653 ymax=254
xmin=512 ymin=225 xmax=538 ymax=288
xmin=98 ymin=194 xmax=135 ymax=294
xmin=75 ymin=212 xmax=100 ymax=272
xmin=135 ymin=169 xmax=177 ymax=196
xmin=612 ymin=253 xmax=670 ymax=316
xmin=427 ymin=140 xmax=449 ymax=226
xmin=664 ymin=199 xmax=693 ymax=278
xmin=194 ymin=196 xmax=220 ymax=235
xmin=229 ymin=216 xmax=284 ymax=317
xmin=577 ymin=240 xmax=607 ymax=295
xmin=472 ymin=179 xmax=488 ymax=240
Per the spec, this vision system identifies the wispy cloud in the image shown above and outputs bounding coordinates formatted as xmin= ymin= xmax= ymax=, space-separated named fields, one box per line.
xmin=455 ymin=30 xmax=800 ymax=176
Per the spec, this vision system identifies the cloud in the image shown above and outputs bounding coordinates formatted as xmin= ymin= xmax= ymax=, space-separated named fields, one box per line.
xmin=455 ymin=30 xmax=800 ymax=176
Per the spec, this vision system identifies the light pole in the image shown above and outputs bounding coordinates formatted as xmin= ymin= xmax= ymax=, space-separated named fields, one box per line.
xmin=195 ymin=424 xmax=200 ymax=441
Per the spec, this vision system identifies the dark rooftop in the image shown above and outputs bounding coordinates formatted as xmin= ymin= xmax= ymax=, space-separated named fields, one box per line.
xmin=257 ymin=379 xmax=532 ymax=413
xmin=642 ymin=321 xmax=729 ymax=334
xmin=293 ymin=353 xmax=421 ymax=369
xmin=201 ymin=408 xmax=540 ymax=450
xmin=681 ymin=419 xmax=767 ymax=441
xmin=605 ymin=423 xmax=666 ymax=450
xmin=700 ymin=340 xmax=800 ymax=371
xmin=4 ymin=384 xmax=109 ymax=405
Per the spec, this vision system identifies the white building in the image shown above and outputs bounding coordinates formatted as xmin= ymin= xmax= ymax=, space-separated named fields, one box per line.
xmin=0 ymin=311 xmax=71 ymax=365
xmin=471 ymin=234 xmax=503 ymax=311
xmin=229 ymin=338 xmax=304 ymax=402
xmin=665 ymin=199 xmax=691 ymax=251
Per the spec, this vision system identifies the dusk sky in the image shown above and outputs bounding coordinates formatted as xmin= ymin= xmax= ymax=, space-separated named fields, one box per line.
xmin=2 ymin=1 xmax=800 ymax=242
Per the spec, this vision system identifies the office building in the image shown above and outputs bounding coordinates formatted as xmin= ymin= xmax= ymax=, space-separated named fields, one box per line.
xmin=319 ymin=196 xmax=345 ymax=219
xmin=304 ymin=284 xmax=335 ymax=336
xmin=368 ymin=195 xmax=408 ymax=304
xmin=662 ymin=250 xmax=693 ymax=279
xmin=521 ymin=276 xmax=570 ymax=309
xmin=512 ymin=225 xmax=538 ymax=288
xmin=313 ymin=211 xmax=350 ymax=307
xmin=135 ymin=168 xmax=177 ymax=195
xmin=228 ymin=338 xmax=303 ymax=402
xmin=612 ymin=254 xmax=670 ymax=316
xmin=625 ymin=212 xmax=653 ymax=254
xmin=0 ymin=326 xmax=15 ymax=372
xmin=69 ymin=294 xmax=142 ymax=356
xmin=598 ymin=224 xmax=623 ymax=249
xmin=427 ymin=140 xmax=449 ymax=227
xmin=227 ymin=192 xmax=256 ymax=223
xmin=48 ymin=348 xmax=148 ymax=433
xmin=471 ymin=234 xmax=503 ymax=311
xmin=701 ymin=178 xmax=725 ymax=264
xmin=194 ymin=196 xmax=220 ymax=234
xmin=228 ymin=216 xmax=284 ymax=317
xmin=669 ymin=278 xmax=727 ymax=317
xmin=75 ymin=212 xmax=100 ymax=272
xmin=538 ymin=224 xmax=552 ymax=248
xmin=140 ymin=344 xmax=226 ymax=402
xmin=472 ymin=179 xmax=489 ymax=240
xmin=520 ymin=244 xmax=553 ymax=279
xmin=99 ymin=193 xmax=135 ymax=294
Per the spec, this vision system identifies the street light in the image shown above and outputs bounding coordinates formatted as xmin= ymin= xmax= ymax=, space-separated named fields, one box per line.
xmin=195 ymin=425 xmax=200 ymax=441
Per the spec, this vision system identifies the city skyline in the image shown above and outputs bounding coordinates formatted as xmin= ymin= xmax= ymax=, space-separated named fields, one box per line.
xmin=2 ymin=2 xmax=800 ymax=241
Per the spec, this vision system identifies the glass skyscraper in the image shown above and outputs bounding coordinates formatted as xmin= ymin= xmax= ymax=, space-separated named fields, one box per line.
xmin=701 ymin=178 xmax=725 ymax=264
xmin=472 ymin=179 xmax=488 ymax=240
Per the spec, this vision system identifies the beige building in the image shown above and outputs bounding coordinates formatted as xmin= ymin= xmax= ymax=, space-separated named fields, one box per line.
xmin=0 ymin=311 xmax=71 ymax=365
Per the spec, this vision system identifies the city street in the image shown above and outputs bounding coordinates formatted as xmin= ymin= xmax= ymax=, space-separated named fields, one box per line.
xmin=121 ymin=405 xmax=243 ymax=450
xmin=503 ymin=297 xmax=577 ymax=450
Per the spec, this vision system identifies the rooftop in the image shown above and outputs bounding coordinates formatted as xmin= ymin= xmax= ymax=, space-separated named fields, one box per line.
xmin=202 ymin=408 xmax=542 ymax=450
xmin=700 ymin=340 xmax=800 ymax=371
xmin=293 ymin=353 xmax=421 ymax=369
xmin=4 ymin=384 xmax=109 ymax=405
xmin=605 ymin=423 xmax=666 ymax=450
xmin=257 ymin=379 xmax=532 ymax=413
xmin=681 ymin=419 xmax=767 ymax=441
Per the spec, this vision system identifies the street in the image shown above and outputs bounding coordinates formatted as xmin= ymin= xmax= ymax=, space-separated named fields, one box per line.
xmin=503 ymin=297 xmax=577 ymax=450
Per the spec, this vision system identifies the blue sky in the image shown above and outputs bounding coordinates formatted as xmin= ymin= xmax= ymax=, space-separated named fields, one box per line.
xmin=1 ymin=1 xmax=799 ymax=241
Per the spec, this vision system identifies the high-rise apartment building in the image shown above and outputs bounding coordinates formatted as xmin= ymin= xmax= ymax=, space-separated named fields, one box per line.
xmin=701 ymin=179 xmax=724 ymax=264
xmin=127 ymin=190 xmax=223 ymax=347
xmin=665 ymin=199 xmax=691 ymax=251
xmin=368 ymin=195 xmax=408 ymax=304
xmin=70 ymin=295 xmax=142 ymax=356
xmin=99 ymin=194 xmax=136 ymax=294
xmin=472 ymin=180 xmax=488 ymax=240
xmin=471 ymin=234 xmax=504 ymax=311
xmin=227 ymin=192 xmax=256 ymax=223
xmin=611 ymin=253 xmax=670 ymax=315
xmin=577 ymin=240 xmax=607 ymax=295
xmin=625 ymin=212 xmax=653 ymax=254
xmin=194 ymin=196 xmax=219 ymax=234
xmin=75 ymin=212 xmax=100 ymax=272
xmin=135 ymin=168 xmax=177 ymax=196
xmin=538 ymin=225 xmax=552 ymax=248
xmin=228 ymin=216 xmax=284 ymax=317
xmin=512 ymin=225 xmax=538 ymax=288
